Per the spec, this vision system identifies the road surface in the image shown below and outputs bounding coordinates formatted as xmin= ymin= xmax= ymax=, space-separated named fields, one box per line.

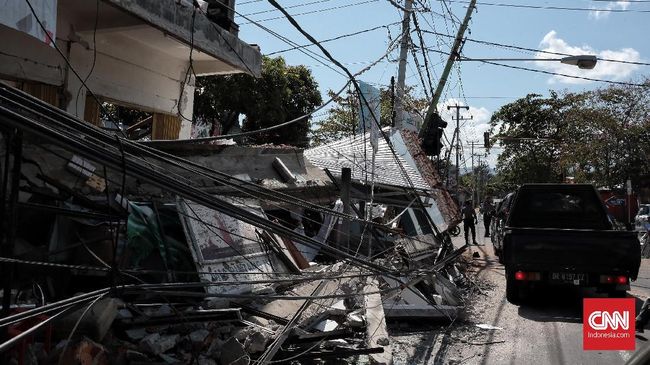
xmin=390 ymin=219 xmax=650 ymax=365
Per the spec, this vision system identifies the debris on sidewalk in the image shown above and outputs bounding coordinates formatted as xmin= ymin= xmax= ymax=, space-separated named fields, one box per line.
xmin=0 ymin=84 xmax=470 ymax=364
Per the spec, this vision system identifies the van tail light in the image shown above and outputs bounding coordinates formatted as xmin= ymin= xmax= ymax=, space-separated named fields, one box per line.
xmin=600 ymin=275 xmax=628 ymax=284
xmin=514 ymin=271 xmax=541 ymax=281
xmin=514 ymin=271 xmax=526 ymax=281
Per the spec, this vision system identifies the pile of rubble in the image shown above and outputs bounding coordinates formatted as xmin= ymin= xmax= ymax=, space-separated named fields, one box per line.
xmin=3 ymin=247 xmax=469 ymax=365
xmin=0 ymin=84 xmax=469 ymax=364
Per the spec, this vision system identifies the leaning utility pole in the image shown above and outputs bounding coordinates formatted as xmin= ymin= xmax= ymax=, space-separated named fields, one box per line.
xmin=419 ymin=0 xmax=477 ymax=137
xmin=448 ymin=105 xmax=470 ymax=196
xmin=394 ymin=0 xmax=413 ymax=129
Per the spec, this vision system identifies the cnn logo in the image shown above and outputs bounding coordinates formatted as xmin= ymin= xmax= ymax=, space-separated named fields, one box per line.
xmin=587 ymin=310 xmax=629 ymax=330
xmin=583 ymin=298 xmax=635 ymax=350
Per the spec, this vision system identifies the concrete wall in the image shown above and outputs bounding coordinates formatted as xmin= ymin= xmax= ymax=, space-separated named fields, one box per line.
xmin=64 ymin=32 xmax=193 ymax=122
xmin=0 ymin=24 xmax=66 ymax=86
xmin=0 ymin=0 xmax=261 ymax=140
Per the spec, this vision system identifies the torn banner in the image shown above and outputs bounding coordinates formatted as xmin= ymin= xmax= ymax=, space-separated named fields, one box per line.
xmin=1 ymin=0 xmax=57 ymax=46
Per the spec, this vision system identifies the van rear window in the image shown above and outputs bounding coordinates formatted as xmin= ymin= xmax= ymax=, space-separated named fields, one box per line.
xmin=509 ymin=188 xmax=611 ymax=230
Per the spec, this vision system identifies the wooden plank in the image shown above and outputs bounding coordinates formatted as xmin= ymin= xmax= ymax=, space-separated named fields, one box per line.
xmin=84 ymin=95 xmax=101 ymax=126
xmin=152 ymin=112 xmax=181 ymax=140
xmin=279 ymin=235 xmax=310 ymax=270
xmin=20 ymin=81 xmax=60 ymax=108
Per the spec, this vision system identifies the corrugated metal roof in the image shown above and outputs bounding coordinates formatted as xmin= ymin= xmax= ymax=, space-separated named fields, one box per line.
xmin=304 ymin=129 xmax=431 ymax=191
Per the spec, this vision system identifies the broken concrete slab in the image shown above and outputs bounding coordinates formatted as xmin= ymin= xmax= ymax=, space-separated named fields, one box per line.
xmin=244 ymin=330 xmax=270 ymax=354
xmin=346 ymin=310 xmax=365 ymax=328
xmin=125 ymin=328 xmax=148 ymax=341
xmin=139 ymin=333 xmax=180 ymax=355
xmin=314 ymin=319 xmax=339 ymax=332
xmin=189 ymin=328 xmax=210 ymax=345
xmin=328 ymin=300 xmax=347 ymax=315
xmin=364 ymin=278 xmax=393 ymax=365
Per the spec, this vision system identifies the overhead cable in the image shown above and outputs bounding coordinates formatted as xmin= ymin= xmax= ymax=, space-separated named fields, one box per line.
xmin=266 ymin=0 xmax=446 ymax=239
xmin=0 ymin=87 xmax=396 ymax=276
xmin=23 ymin=0 xmax=127 ymax=138
xmin=265 ymin=22 xmax=401 ymax=56
xmin=418 ymin=29 xmax=650 ymax=67
xmin=241 ymin=0 xmax=380 ymax=24
xmin=422 ymin=47 xmax=650 ymax=87
xmin=437 ymin=0 xmax=650 ymax=13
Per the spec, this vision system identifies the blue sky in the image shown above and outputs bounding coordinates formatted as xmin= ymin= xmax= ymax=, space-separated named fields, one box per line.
xmin=235 ymin=0 xmax=649 ymax=168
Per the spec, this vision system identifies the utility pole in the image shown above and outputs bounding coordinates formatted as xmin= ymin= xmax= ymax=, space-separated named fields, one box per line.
xmin=476 ymin=155 xmax=482 ymax=205
xmin=394 ymin=0 xmax=413 ymax=129
xmin=467 ymin=141 xmax=482 ymax=205
xmin=448 ymin=105 xmax=470 ymax=196
xmin=419 ymin=0 xmax=477 ymax=137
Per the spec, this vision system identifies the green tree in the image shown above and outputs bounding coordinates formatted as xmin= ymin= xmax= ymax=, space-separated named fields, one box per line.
xmin=100 ymin=102 xmax=150 ymax=128
xmin=563 ymin=81 xmax=650 ymax=189
xmin=489 ymin=91 xmax=587 ymax=184
xmin=194 ymin=56 xmax=322 ymax=147
xmin=311 ymin=86 xmax=427 ymax=146
xmin=489 ymin=80 xmax=650 ymax=189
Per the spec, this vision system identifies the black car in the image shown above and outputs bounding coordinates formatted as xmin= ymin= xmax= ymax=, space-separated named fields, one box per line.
xmin=502 ymin=184 xmax=641 ymax=304
xmin=491 ymin=191 xmax=516 ymax=261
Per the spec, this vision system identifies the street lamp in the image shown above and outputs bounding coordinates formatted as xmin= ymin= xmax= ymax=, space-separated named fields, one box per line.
xmin=459 ymin=55 xmax=598 ymax=69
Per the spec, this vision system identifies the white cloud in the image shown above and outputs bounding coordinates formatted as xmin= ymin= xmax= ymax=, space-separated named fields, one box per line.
xmin=589 ymin=1 xmax=630 ymax=20
xmin=534 ymin=30 xmax=640 ymax=85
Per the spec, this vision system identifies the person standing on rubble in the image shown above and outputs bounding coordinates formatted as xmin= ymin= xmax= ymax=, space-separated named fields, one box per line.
xmin=481 ymin=198 xmax=495 ymax=237
xmin=462 ymin=200 xmax=478 ymax=245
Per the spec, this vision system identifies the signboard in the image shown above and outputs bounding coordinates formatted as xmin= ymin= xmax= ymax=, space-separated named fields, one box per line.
xmin=357 ymin=81 xmax=381 ymax=152
xmin=1 ymin=0 xmax=57 ymax=46
xmin=177 ymin=197 xmax=289 ymax=295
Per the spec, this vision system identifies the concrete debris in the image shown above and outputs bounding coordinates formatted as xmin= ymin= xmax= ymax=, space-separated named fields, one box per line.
xmin=346 ymin=310 xmax=365 ymax=328
xmin=219 ymin=337 xmax=250 ymax=365
xmin=125 ymin=350 xmax=150 ymax=362
xmin=0 ymin=45 xmax=474 ymax=365
xmin=139 ymin=333 xmax=180 ymax=355
xmin=244 ymin=330 xmax=271 ymax=354
xmin=125 ymin=328 xmax=147 ymax=341
xmin=314 ymin=319 xmax=339 ymax=332
xmin=365 ymin=278 xmax=393 ymax=365
xmin=198 ymin=355 xmax=218 ymax=365
xmin=189 ymin=329 xmax=210 ymax=344
xmin=476 ymin=323 xmax=503 ymax=331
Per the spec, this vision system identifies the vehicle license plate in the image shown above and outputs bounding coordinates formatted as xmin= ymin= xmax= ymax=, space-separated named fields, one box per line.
xmin=550 ymin=272 xmax=587 ymax=285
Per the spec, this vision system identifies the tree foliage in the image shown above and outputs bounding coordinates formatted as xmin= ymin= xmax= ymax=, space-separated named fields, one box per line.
xmin=490 ymin=79 xmax=650 ymax=189
xmin=311 ymin=86 xmax=428 ymax=146
xmin=194 ymin=56 xmax=322 ymax=147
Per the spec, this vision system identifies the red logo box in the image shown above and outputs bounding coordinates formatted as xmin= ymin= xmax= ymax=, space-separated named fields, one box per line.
xmin=583 ymin=298 xmax=635 ymax=350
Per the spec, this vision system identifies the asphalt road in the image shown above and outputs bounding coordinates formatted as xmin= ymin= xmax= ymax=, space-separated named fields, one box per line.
xmin=442 ymin=220 xmax=650 ymax=365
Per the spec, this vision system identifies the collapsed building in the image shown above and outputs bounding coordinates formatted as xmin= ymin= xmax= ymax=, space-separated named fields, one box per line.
xmin=0 ymin=1 xmax=469 ymax=364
